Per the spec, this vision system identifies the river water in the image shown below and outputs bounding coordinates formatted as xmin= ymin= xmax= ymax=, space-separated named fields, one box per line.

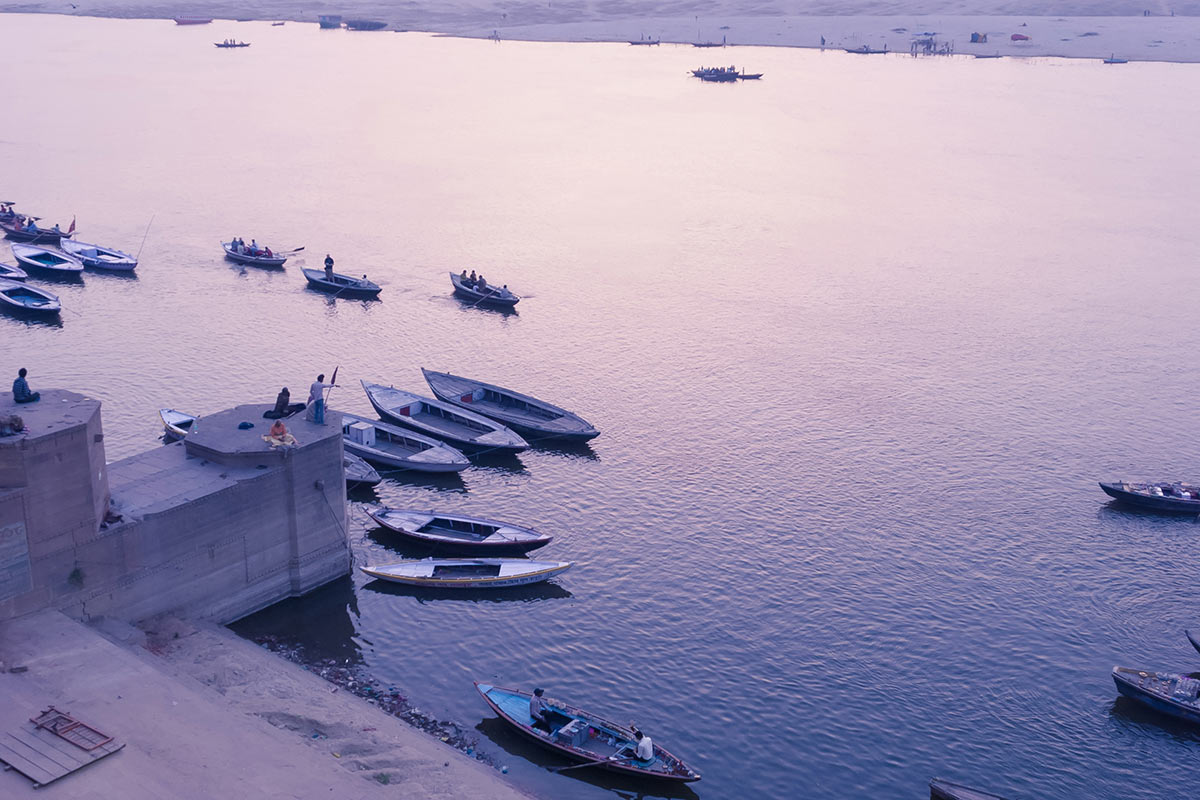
xmin=5 ymin=13 xmax=1200 ymax=798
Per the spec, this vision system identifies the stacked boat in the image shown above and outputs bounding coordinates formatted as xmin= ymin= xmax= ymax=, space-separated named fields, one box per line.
xmin=361 ymin=381 xmax=528 ymax=453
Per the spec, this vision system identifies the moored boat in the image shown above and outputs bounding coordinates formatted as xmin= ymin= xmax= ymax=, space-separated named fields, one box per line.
xmin=0 ymin=262 xmax=28 ymax=281
xmin=11 ymin=243 xmax=84 ymax=275
xmin=344 ymin=451 xmax=382 ymax=487
xmin=340 ymin=412 xmax=470 ymax=473
xmin=60 ymin=239 xmax=137 ymax=271
xmin=1104 ymin=54 xmax=1129 ymax=64
xmin=474 ymin=683 xmax=701 ymax=782
xmin=362 ymin=381 xmax=528 ymax=453
xmin=301 ymin=268 xmax=381 ymax=297
xmin=0 ymin=278 xmax=60 ymax=316
xmin=628 ymin=37 xmax=660 ymax=45
xmin=423 ymin=368 xmax=599 ymax=441
xmin=361 ymin=558 xmax=572 ymax=589
xmin=173 ymin=16 xmax=213 ymax=24
xmin=845 ymin=44 xmax=888 ymax=54
xmin=1112 ymin=666 xmax=1200 ymax=726
xmin=930 ymin=778 xmax=1011 ymax=800
xmin=1099 ymin=481 xmax=1200 ymax=513
xmin=215 ymin=40 xmax=251 ymax=48
xmin=1 ymin=219 xmax=70 ymax=245
xmin=159 ymin=408 xmax=197 ymax=441
xmin=222 ymin=241 xmax=287 ymax=267
xmin=344 ymin=19 xmax=387 ymax=30
xmin=366 ymin=508 xmax=553 ymax=553
xmin=318 ymin=15 xmax=342 ymax=28
xmin=449 ymin=272 xmax=519 ymax=307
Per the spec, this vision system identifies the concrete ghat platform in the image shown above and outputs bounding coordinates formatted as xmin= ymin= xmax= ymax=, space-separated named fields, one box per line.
xmin=0 ymin=610 xmax=538 ymax=799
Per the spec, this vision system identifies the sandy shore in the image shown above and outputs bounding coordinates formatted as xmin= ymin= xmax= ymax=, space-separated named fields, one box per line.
xmin=2 ymin=0 xmax=1199 ymax=62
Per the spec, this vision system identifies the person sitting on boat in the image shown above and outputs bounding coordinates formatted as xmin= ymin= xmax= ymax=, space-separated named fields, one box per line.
xmin=250 ymin=238 xmax=258 ymax=254
xmin=476 ymin=275 xmax=487 ymax=291
xmin=529 ymin=687 xmax=550 ymax=731
xmin=621 ymin=727 xmax=654 ymax=763
xmin=12 ymin=368 xmax=39 ymax=404
xmin=460 ymin=269 xmax=469 ymax=284
xmin=468 ymin=269 xmax=477 ymax=287
xmin=264 ymin=246 xmax=273 ymax=257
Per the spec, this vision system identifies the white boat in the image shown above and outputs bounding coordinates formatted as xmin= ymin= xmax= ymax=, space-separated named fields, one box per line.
xmin=361 ymin=381 xmax=528 ymax=453
xmin=222 ymin=241 xmax=287 ymax=268
xmin=0 ymin=262 xmax=28 ymax=281
xmin=0 ymin=278 xmax=60 ymax=315
xmin=366 ymin=508 xmax=553 ymax=553
xmin=339 ymin=412 xmax=469 ymax=473
xmin=159 ymin=408 xmax=197 ymax=441
xmin=422 ymin=368 xmax=599 ymax=441
xmin=60 ymin=239 xmax=137 ymax=271
xmin=360 ymin=558 xmax=572 ymax=588
xmin=11 ymin=243 xmax=83 ymax=275
xmin=344 ymin=451 xmax=381 ymax=487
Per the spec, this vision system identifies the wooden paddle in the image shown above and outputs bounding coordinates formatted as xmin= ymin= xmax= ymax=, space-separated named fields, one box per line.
xmin=467 ymin=286 xmax=500 ymax=308
xmin=549 ymin=754 xmax=635 ymax=773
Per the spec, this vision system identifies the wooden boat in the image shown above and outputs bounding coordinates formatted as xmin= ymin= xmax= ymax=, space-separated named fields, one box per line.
xmin=344 ymin=19 xmax=387 ymax=30
xmin=974 ymin=53 xmax=1003 ymax=59
xmin=215 ymin=40 xmax=251 ymax=48
xmin=1104 ymin=55 xmax=1129 ymax=64
xmin=930 ymin=779 xmax=1010 ymax=800
xmin=159 ymin=408 xmax=197 ymax=441
xmin=1187 ymin=629 xmax=1200 ymax=657
xmin=1112 ymin=666 xmax=1200 ymax=726
xmin=11 ymin=244 xmax=84 ymax=275
xmin=0 ymin=278 xmax=60 ymax=316
xmin=739 ymin=72 xmax=763 ymax=79
xmin=628 ymin=38 xmax=660 ymax=46
xmin=1099 ymin=481 xmax=1200 ymax=513
xmin=60 ymin=239 xmax=137 ymax=271
xmin=344 ymin=451 xmax=382 ymax=487
xmin=340 ymin=412 xmax=470 ymax=473
xmin=222 ymin=241 xmax=287 ymax=267
xmin=844 ymin=45 xmax=888 ymax=54
xmin=173 ymin=16 xmax=213 ymax=24
xmin=301 ymin=268 xmax=381 ymax=298
xmin=0 ymin=261 xmax=28 ymax=281
xmin=1 ymin=219 xmax=69 ymax=245
xmin=449 ymin=272 xmax=520 ymax=307
xmin=271 ymin=21 xmax=285 ymax=26
xmin=360 ymin=558 xmax=572 ymax=588
xmin=318 ymin=14 xmax=342 ymax=28
xmin=474 ymin=683 xmax=701 ymax=783
xmin=362 ymin=381 xmax=528 ymax=453
xmin=699 ymin=72 xmax=739 ymax=82
xmin=365 ymin=508 xmax=553 ymax=553
xmin=423 ymin=368 xmax=599 ymax=442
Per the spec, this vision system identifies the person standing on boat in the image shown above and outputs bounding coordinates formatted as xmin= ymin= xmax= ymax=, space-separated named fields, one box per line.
xmin=307 ymin=374 xmax=334 ymax=424
xmin=324 ymin=254 xmax=335 ymax=281
xmin=529 ymin=688 xmax=549 ymax=731
xmin=12 ymin=368 xmax=39 ymax=404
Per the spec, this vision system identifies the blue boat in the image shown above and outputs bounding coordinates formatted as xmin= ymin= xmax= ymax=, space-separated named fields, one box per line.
xmin=474 ymin=682 xmax=700 ymax=783
xmin=930 ymin=778 xmax=1010 ymax=800
xmin=1112 ymin=666 xmax=1200 ymax=726
xmin=1099 ymin=481 xmax=1200 ymax=513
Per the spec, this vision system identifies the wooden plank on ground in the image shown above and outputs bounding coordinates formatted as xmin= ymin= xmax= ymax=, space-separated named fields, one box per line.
xmin=0 ymin=717 xmax=123 ymax=788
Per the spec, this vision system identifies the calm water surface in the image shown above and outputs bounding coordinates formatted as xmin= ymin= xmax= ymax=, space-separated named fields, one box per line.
xmin=5 ymin=14 xmax=1200 ymax=798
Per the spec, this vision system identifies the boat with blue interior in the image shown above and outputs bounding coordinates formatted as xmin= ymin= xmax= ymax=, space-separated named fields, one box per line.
xmin=423 ymin=368 xmax=599 ymax=442
xmin=362 ymin=380 xmax=528 ymax=453
xmin=1112 ymin=666 xmax=1200 ymax=726
xmin=0 ymin=278 xmax=60 ymax=316
xmin=366 ymin=508 xmax=553 ymax=553
xmin=361 ymin=558 xmax=572 ymax=589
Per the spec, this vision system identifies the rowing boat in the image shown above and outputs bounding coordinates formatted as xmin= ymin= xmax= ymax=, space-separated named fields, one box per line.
xmin=423 ymin=368 xmax=599 ymax=442
xmin=159 ymin=408 xmax=197 ymax=441
xmin=474 ymin=683 xmax=701 ymax=783
xmin=0 ymin=262 xmax=28 ymax=281
xmin=449 ymin=271 xmax=520 ymax=307
xmin=361 ymin=381 xmax=528 ymax=453
xmin=340 ymin=412 xmax=470 ymax=473
xmin=173 ymin=16 xmax=213 ymax=24
xmin=60 ymin=239 xmax=137 ymax=271
xmin=1099 ymin=481 xmax=1200 ymax=513
xmin=366 ymin=508 xmax=553 ymax=553
xmin=11 ymin=244 xmax=84 ymax=275
xmin=214 ymin=41 xmax=251 ymax=48
xmin=221 ymin=241 xmax=287 ymax=268
xmin=344 ymin=19 xmax=387 ymax=30
xmin=930 ymin=779 xmax=1010 ymax=800
xmin=301 ymin=268 xmax=381 ymax=297
xmin=344 ymin=451 xmax=382 ymax=487
xmin=360 ymin=558 xmax=572 ymax=588
xmin=2 ymin=220 xmax=70 ymax=245
xmin=0 ymin=278 xmax=60 ymax=316
xmin=1112 ymin=665 xmax=1200 ymax=726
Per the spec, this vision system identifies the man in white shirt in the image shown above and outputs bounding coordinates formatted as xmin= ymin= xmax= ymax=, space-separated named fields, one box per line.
xmin=529 ymin=688 xmax=549 ymax=732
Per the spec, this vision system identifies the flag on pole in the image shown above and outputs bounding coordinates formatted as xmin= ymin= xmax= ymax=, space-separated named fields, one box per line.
xmin=67 ymin=216 xmax=76 ymax=235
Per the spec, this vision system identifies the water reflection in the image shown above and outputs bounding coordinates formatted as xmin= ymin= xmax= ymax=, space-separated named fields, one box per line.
xmin=230 ymin=575 xmax=364 ymax=666
xmin=1107 ymin=695 xmax=1200 ymax=743
xmin=86 ymin=269 xmax=138 ymax=281
xmin=362 ymin=577 xmax=573 ymax=604
xmin=0 ymin=311 xmax=63 ymax=328
xmin=528 ymin=438 xmax=600 ymax=461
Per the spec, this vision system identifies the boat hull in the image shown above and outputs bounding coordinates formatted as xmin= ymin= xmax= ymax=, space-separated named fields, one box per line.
xmin=0 ymin=278 xmax=60 ymax=316
xmin=1112 ymin=667 xmax=1200 ymax=726
xmin=60 ymin=240 xmax=137 ymax=271
xmin=3 ymin=225 xmax=66 ymax=245
xmin=366 ymin=508 xmax=551 ymax=553
xmin=423 ymin=368 xmax=599 ymax=442
xmin=450 ymin=272 xmax=520 ymax=307
xmin=341 ymin=413 xmax=470 ymax=473
xmin=301 ymin=268 xmax=381 ymax=297
xmin=363 ymin=382 xmax=528 ymax=453
xmin=222 ymin=243 xmax=287 ymax=268
xmin=12 ymin=245 xmax=84 ymax=275
xmin=1099 ymin=482 xmax=1200 ymax=513
xmin=360 ymin=560 xmax=570 ymax=588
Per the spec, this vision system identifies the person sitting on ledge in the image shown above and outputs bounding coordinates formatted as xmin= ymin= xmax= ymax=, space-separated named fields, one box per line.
xmin=263 ymin=419 xmax=298 ymax=447
xmin=12 ymin=368 xmax=39 ymax=404
xmin=270 ymin=386 xmax=291 ymax=416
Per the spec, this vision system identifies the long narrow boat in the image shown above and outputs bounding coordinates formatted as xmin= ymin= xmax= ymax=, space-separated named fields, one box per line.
xmin=222 ymin=241 xmax=287 ymax=268
xmin=362 ymin=381 xmax=528 ymax=453
xmin=301 ymin=268 xmax=381 ymax=298
xmin=361 ymin=558 xmax=572 ymax=589
xmin=423 ymin=368 xmax=599 ymax=442
xmin=214 ymin=41 xmax=251 ymax=48
xmin=474 ymin=683 xmax=701 ymax=783
xmin=340 ymin=412 xmax=470 ymax=473
xmin=12 ymin=244 xmax=84 ymax=275
xmin=1099 ymin=481 xmax=1200 ymax=513
xmin=60 ymin=239 xmax=137 ymax=271
xmin=173 ymin=16 xmax=213 ymax=24
xmin=1112 ymin=666 xmax=1200 ymax=726
xmin=930 ymin=778 xmax=1011 ymax=800
xmin=450 ymin=272 xmax=520 ymax=308
xmin=318 ymin=14 xmax=342 ymax=28
xmin=0 ymin=262 xmax=28 ymax=281
xmin=344 ymin=19 xmax=387 ymax=30
xmin=2 ymin=220 xmax=69 ymax=245
xmin=159 ymin=408 xmax=197 ymax=441
xmin=0 ymin=278 xmax=60 ymax=316
xmin=366 ymin=508 xmax=553 ymax=553
xmin=344 ymin=451 xmax=382 ymax=487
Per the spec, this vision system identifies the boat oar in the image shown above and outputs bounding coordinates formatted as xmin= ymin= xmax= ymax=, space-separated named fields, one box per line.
xmin=282 ymin=245 xmax=305 ymax=254
xmin=468 ymin=287 xmax=499 ymax=308
xmin=549 ymin=754 xmax=635 ymax=773
xmin=135 ymin=214 xmax=155 ymax=260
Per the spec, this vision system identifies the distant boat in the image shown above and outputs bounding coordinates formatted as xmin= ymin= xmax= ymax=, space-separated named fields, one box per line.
xmin=361 ymin=558 xmax=572 ymax=589
xmin=159 ymin=408 xmax=197 ymax=441
xmin=449 ymin=271 xmax=520 ymax=308
xmin=693 ymin=66 xmax=758 ymax=81
xmin=215 ymin=40 xmax=251 ymax=48
xmin=340 ymin=412 xmax=470 ymax=473
xmin=344 ymin=19 xmax=387 ymax=30
xmin=366 ymin=508 xmax=554 ymax=554
xmin=173 ymin=16 xmax=213 ymax=25
xmin=271 ymin=21 xmax=286 ymax=26
xmin=475 ymin=683 xmax=701 ymax=782
xmin=628 ymin=37 xmax=660 ymax=46
xmin=693 ymin=35 xmax=726 ymax=48
xmin=0 ymin=261 xmax=28 ymax=281
xmin=1103 ymin=54 xmax=1129 ymax=64
xmin=423 ymin=368 xmax=600 ymax=442
xmin=974 ymin=53 xmax=1003 ymax=59
xmin=1099 ymin=481 xmax=1200 ymax=513
xmin=60 ymin=239 xmax=137 ymax=271
xmin=11 ymin=244 xmax=84 ymax=276
xmin=344 ymin=451 xmax=381 ymax=488
xmin=222 ymin=241 xmax=287 ymax=268
xmin=1112 ymin=666 xmax=1200 ymax=726
xmin=844 ymin=44 xmax=888 ymax=54
xmin=930 ymin=779 xmax=1010 ymax=800
xmin=300 ymin=268 xmax=381 ymax=298
xmin=739 ymin=71 xmax=763 ymax=80
xmin=1 ymin=219 xmax=70 ymax=245
xmin=0 ymin=278 xmax=60 ymax=316
xmin=362 ymin=381 xmax=528 ymax=453
xmin=318 ymin=15 xmax=342 ymax=29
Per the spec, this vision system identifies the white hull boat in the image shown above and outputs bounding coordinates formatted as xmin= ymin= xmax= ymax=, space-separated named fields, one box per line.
xmin=360 ymin=558 xmax=572 ymax=588
xmin=339 ymin=412 xmax=469 ymax=473
xmin=423 ymin=368 xmax=598 ymax=441
xmin=159 ymin=408 xmax=197 ymax=441
xmin=361 ymin=380 xmax=527 ymax=453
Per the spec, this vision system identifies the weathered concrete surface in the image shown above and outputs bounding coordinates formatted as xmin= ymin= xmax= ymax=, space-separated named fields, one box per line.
xmin=0 ymin=610 xmax=538 ymax=799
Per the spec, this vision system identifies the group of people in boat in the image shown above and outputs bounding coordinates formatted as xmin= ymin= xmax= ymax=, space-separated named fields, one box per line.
xmin=459 ymin=269 xmax=509 ymax=296
xmin=230 ymin=237 xmax=274 ymax=258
